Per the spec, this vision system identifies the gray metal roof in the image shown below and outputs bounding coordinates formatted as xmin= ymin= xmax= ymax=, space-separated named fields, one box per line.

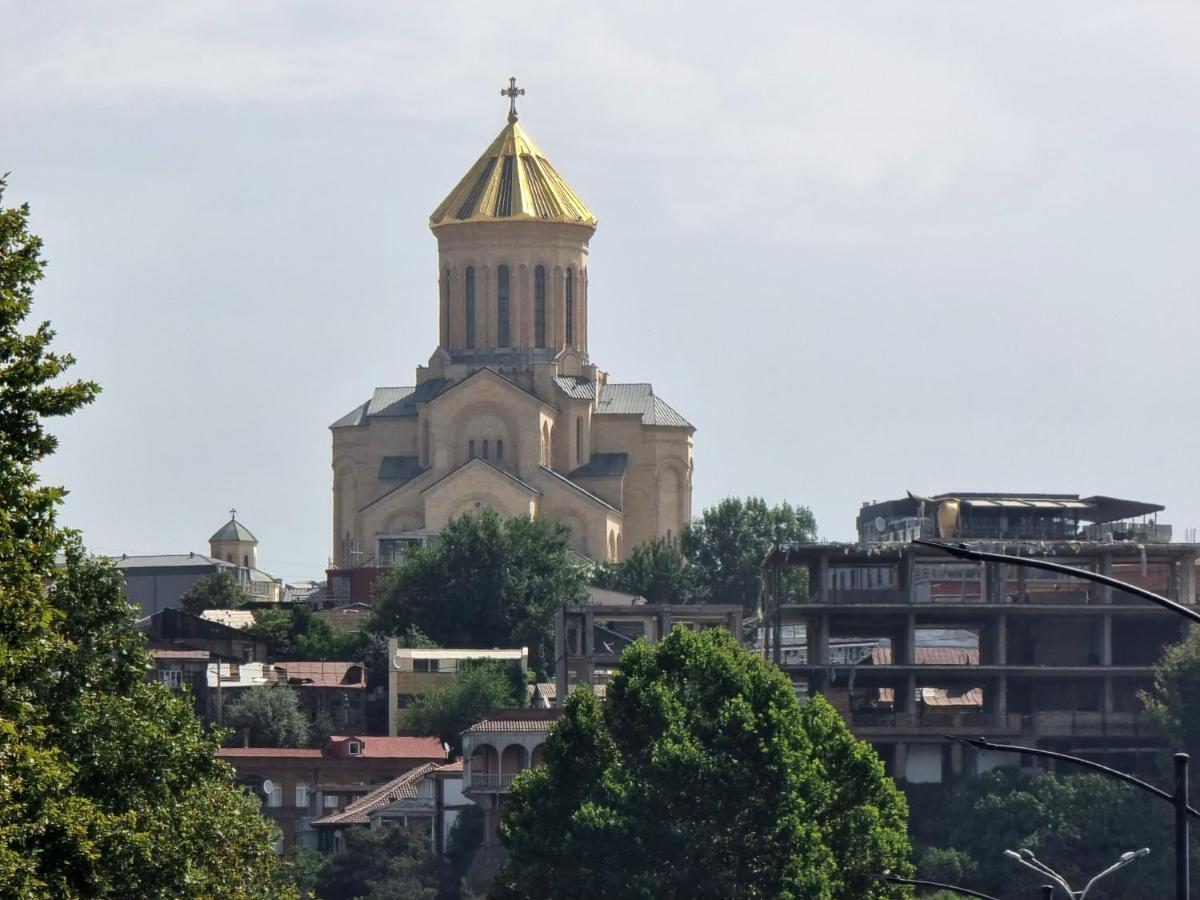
xmin=210 ymin=518 xmax=257 ymax=544
xmin=379 ymin=456 xmax=426 ymax=483
xmin=596 ymin=383 xmax=692 ymax=428
xmin=334 ymin=378 xmax=452 ymax=428
xmin=116 ymin=553 xmax=234 ymax=570
xmin=540 ymin=465 xmax=620 ymax=512
xmin=553 ymin=376 xmax=596 ymax=400
xmin=568 ymin=452 xmax=628 ymax=479
xmin=330 ymin=401 xmax=369 ymax=429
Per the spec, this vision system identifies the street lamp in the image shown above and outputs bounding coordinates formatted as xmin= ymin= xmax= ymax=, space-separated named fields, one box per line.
xmin=1004 ymin=847 xmax=1149 ymax=898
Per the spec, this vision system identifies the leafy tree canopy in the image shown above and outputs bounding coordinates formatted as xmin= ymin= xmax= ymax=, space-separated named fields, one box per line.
xmin=368 ymin=510 xmax=588 ymax=671
xmin=180 ymin=570 xmax=251 ymax=615
xmin=494 ymin=627 xmax=910 ymax=900
xmin=224 ymin=684 xmax=313 ymax=748
xmin=316 ymin=822 xmax=439 ymax=900
xmin=0 ymin=177 xmax=282 ymax=897
xmin=682 ymin=497 xmax=816 ymax=614
xmin=399 ymin=660 xmax=525 ymax=753
xmin=1141 ymin=626 xmax=1200 ymax=760
xmin=246 ymin=603 xmax=360 ymax=661
xmin=591 ymin=536 xmax=707 ymax=605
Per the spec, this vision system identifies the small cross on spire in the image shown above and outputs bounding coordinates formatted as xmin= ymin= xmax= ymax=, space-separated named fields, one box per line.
xmin=501 ymin=76 xmax=525 ymax=124
xmin=229 ymin=507 xmax=237 ymax=520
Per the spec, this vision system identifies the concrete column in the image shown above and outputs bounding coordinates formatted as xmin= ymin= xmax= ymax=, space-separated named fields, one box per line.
xmin=996 ymin=674 xmax=1008 ymax=718
xmin=816 ymin=553 xmax=829 ymax=604
xmin=905 ymin=673 xmax=918 ymax=714
xmin=1017 ymin=565 xmax=1028 ymax=604
xmin=996 ymin=613 xmax=1008 ymax=666
xmin=1103 ymin=676 xmax=1115 ymax=714
xmin=1180 ymin=553 xmax=1197 ymax=607
xmin=902 ymin=613 xmax=916 ymax=666
xmin=1099 ymin=554 xmax=1113 ymax=605
xmin=772 ymin=610 xmax=782 ymax=665
xmin=811 ymin=614 xmax=829 ymax=666
xmin=893 ymin=742 xmax=908 ymax=782
xmin=950 ymin=740 xmax=963 ymax=776
xmin=1101 ymin=614 xmax=1113 ymax=666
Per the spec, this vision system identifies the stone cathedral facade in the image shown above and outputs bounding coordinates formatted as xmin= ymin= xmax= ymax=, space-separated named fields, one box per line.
xmin=329 ymin=92 xmax=693 ymax=575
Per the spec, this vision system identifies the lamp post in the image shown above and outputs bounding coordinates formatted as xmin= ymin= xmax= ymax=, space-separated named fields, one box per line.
xmin=1004 ymin=847 xmax=1149 ymax=898
xmin=870 ymin=871 xmax=1000 ymax=899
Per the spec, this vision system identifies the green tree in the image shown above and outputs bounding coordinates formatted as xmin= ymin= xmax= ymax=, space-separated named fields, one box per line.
xmin=0 ymin=178 xmax=283 ymax=897
xmin=276 ymin=845 xmax=330 ymax=899
xmin=682 ymin=497 xmax=817 ymax=614
xmin=591 ymin=536 xmax=707 ymax=604
xmin=225 ymin=684 xmax=313 ymax=748
xmin=316 ymin=823 xmax=439 ymax=900
xmin=495 ymin=628 xmax=911 ymax=899
xmin=399 ymin=660 xmax=524 ymax=753
xmin=1141 ymin=627 xmax=1200 ymax=760
xmin=180 ymin=570 xmax=250 ymax=615
xmin=369 ymin=510 xmax=588 ymax=670
xmin=246 ymin=604 xmax=360 ymax=661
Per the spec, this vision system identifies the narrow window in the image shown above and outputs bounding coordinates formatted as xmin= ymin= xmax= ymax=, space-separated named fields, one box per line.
xmin=443 ymin=268 xmax=451 ymax=345
xmin=497 ymin=265 xmax=510 ymax=348
xmin=465 ymin=267 xmax=476 ymax=349
xmin=468 ymin=440 xmax=476 ymax=459
xmin=482 ymin=439 xmax=490 ymax=460
xmin=496 ymin=439 xmax=504 ymax=461
xmin=565 ymin=267 xmax=574 ymax=345
xmin=534 ymin=265 xmax=546 ymax=348
xmin=576 ymin=417 xmax=583 ymax=463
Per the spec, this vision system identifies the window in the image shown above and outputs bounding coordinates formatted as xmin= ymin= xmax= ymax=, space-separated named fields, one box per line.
xmin=159 ymin=669 xmax=183 ymax=689
xmin=468 ymin=440 xmax=476 ymax=459
xmin=348 ymin=740 xmax=362 ymax=756
xmin=268 ymin=785 xmax=283 ymax=808
xmin=465 ymin=267 xmax=476 ymax=349
xmin=534 ymin=265 xmax=546 ymax=347
xmin=379 ymin=538 xmax=419 ymax=568
xmin=296 ymin=784 xmax=311 ymax=808
xmin=497 ymin=265 xmax=510 ymax=347
xmin=496 ymin=439 xmax=503 ymax=461
xmin=565 ymin=267 xmax=574 ymax=345
xmin=482 ymin=439 xmax=489 ymax=459
xmin=414 ymin=658 xmax=441 ymax=673
xmin=576 ymin=417 xmax=583 ymax=464
xmin=323 ymin=793 xmax=340 ymax=809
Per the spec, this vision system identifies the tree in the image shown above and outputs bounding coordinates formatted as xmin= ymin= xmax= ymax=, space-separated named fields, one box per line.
xmin=682 ymin=497 xmax=817 ymax=614
xmin=225 ymin=684 xmax=313 ymax=748
xmin=591 ymin=536 xmax=707 ymax=605
xmin=246 ymin=604 xmax=360 ymax=661
xmin=494 ymin=627 xmax=911 ymax=899
xmin=399 ymin=660 xmax=525 ymax=753
xmin=316 ymin=823 xmax=439 ymax=900
xmin=1141 ymin=627 xmax=1200 ymax=760
xmin=0 ymin=178 xmax=283 ymax=897
xmin=369 ymin=510 xmax=588 ymax=671
xmin=180 ymin=570 xmax=250 ymax=614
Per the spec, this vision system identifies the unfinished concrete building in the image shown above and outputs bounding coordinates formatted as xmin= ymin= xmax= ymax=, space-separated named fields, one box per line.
xmin=762 ymin=492 xmax=1197 ymax=784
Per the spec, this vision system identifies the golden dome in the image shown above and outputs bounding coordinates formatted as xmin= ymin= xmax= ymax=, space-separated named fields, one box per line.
xmin=429 ymin=120 xmax=597 ymax=230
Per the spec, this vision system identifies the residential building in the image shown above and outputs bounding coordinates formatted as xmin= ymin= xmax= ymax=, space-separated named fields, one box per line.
xmin=277 ymin=661 xmax=368 ymax=732
xmin=387 ymin=643 xmax=528 ymax=736
xmin=140 ymin=607 xmax=268 ymax=664
xmin=150 ymin=647 xmax=210 ymax=718
xmin=461 ymin=709 xmax=561 ymax=837
xmin=762 ymin=491 xmax=1197 ymax=783
xmin=311 ymin=760 xmax=467 ymax=855
xmin=217 ymin=735 xmax=446 ymax=849
xmin=554 ymin=601 xmax=743 ymax=705
xmin=327 ymin=87 xmax=693 ymax=601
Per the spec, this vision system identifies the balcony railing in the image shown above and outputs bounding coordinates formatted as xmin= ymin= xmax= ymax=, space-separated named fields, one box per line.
xmin=466 ymin=772 xmax=517 ymax=792
xmin=849 ymin=711 xmax=1023 ymax=736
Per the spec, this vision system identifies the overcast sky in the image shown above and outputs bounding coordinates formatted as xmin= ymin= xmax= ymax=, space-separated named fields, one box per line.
xmin=4 ymin=2 xmax=1198 ymax=582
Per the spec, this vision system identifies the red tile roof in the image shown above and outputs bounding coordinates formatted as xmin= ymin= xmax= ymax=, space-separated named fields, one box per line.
xmin=217 ymin=748 xmax=324 ymax=759
xmin=312 ymin=762 xmax=445 ymax=827
xmin=464 ymin=708 xmax=563 ymax=733
xmin=327 ymin=735 xmax=446 ymax=758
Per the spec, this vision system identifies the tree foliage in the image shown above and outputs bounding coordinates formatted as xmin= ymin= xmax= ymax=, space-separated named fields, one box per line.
xmin=316 ymin=823 xmax=439 ymax=900
xmin=180 ymin=570 xmax=251 ymax=615
xmin=399 ymin=660 xmax=525 ymax=753
xmin=0 ymin=177 xmax=282 ymax=897
xmin=369 ymin=510 xmax=588 ymax=671
xmin=682 ymin=497 xmax=817 ymax=614
xmin=494 ymin=627 xmax=910 ymax=899
xmin=246 ymin=604 xmax=360 ymax=661
xmin=1141 ymin=626 xmax=1200 ymax=760
xmin=591 ymin=536 xmax=707 ymax=605
xmin=224 ymin=684 xmax=313 ymax=748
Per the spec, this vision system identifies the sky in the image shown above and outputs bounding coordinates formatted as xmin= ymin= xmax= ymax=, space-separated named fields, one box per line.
xmin=3 ymin=2 xmax=1199 ymax=582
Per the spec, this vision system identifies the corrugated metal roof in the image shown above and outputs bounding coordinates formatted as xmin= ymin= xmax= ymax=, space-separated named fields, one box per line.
xmin=116 ymin=553 xmax=233 ymax=570
xmin=366 ymin=386 xmax=417 ymax=416
xmin=870 ymin=647 xmax=980 ymax=666
xmin=595 ymin=383 xmax=692 ymax=429
xmin=277 ymin=661 xmax=366 ymax=689
xmin=649 ymin=395 xmax=691 ymax=428
xmin=330 ymin=401 xmax=369 ymax=429
xmin=552 ymin=376 xmax=596 ymax=400
xmin=200 ymin=609 xmax=256 ymax=630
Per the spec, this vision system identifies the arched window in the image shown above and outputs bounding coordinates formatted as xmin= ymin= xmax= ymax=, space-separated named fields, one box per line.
xmin=496 ymin=439 xmax=504 ymax=461
xmin=465 ymin=267 xmax=476 ymax=349
xmin=482 ymin=439 xmax=490 ymax=460
xmin=534 ymin=265 xmax=546 ymax=348
xmin=575 ymin=417 xmax=583 ymax=464
xmin=565 ymin=267 xmax=574 ymax=346
xmin=468 ymin=440 xmax=476 ymax=459
xmin=497 ymin=265 xmax=510 ymax=348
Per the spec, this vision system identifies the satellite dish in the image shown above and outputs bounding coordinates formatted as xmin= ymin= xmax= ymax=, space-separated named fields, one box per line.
xmin=261 ymin=778 xmax=275 ymax=797
xmin=874 ymin=516 xmax=887 ymax=534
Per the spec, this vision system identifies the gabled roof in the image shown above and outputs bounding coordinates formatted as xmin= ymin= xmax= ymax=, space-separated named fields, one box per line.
xmin=568 ymin=452 xmax=628 ymax=479
xmin=539 ymin=465 xmax=620 ymax=513
xmin=464 ymin=708 xmax=563 ymax=734
xmin=331 ymin=380 xmax=451 ymax=429
xmin=200 ymin=609 xmax=256 ymax=630
xmin=116 ymin=553 xmax=233 ymax=571
xmin=429 ymin=120 xmax=596 ymax=229
xmin=210 ymin=517 xmax=257 ymax=544
xmin=552 ymin=376 xmax=596 ymax=400
xmin=311 ymin=762 xmax=446 ymax=827
xmin=595 ymin=383 xmax=692 ymax=428
xmin=420 ymin=457 xmax=541 ymax=498
xmin=325 ymin=735 xmax=446 ymax=759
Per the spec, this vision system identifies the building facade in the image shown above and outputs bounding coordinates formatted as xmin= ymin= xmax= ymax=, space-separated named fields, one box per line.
xmin=762 ymin=491 xmax=1197 ymax=783
xmin=329 ymin=91 xmax=693 ymax=596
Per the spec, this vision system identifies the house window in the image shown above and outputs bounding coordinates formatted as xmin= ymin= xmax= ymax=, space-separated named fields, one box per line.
xmin=534 ymin=265 xmax=546 ymax=348
xmin=465 ymin=267 xmax=476 ymax=349
xmin=414 ymin=658 xmax=440 ymax=673
xmin=348 ymin=740 xmax=363 ymax=756
xmin=468 ymin=440 xmax=476 ymax=459
xmin=496 ymin=439 xmax=503 ymax=461
xmin=323 ymin=793 xmax=340 ymax=809
xmin=565 ymin=267 xmax=574 ymax=345
xmin=378 ymin=538 xmax=419 ymax=568
xmin=296 ymin=784 xmax=311 ymax=808
xmin=482 ymin=439 xmax=490 ymax=460
xmin=159 ymin=669 xmax=184 ymax=689
xmin=497 ymin=265 xmax=510 ymax=348
xmin=576 ymin=417 xmax=583 ymax=464
xmin=268 ymin=785 xmax=283 ymax=808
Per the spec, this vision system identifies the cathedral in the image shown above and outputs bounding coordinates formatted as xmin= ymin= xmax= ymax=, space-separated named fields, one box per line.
xmin=329 ymin=82 xmax=693 ymax=574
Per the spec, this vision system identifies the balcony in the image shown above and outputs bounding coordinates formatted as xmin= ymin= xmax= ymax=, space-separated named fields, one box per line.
xmin=1032 ymin=711 xmax=1157 ymax=738
xmin=849 ymin=711 xmax=1023 ymax=737
xmin=466 ymin=772 xmax=517 ymax=793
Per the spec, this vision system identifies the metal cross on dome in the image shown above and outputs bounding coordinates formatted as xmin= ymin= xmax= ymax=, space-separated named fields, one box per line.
xmin=501 ymin=76 xmax=525 ymax=124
